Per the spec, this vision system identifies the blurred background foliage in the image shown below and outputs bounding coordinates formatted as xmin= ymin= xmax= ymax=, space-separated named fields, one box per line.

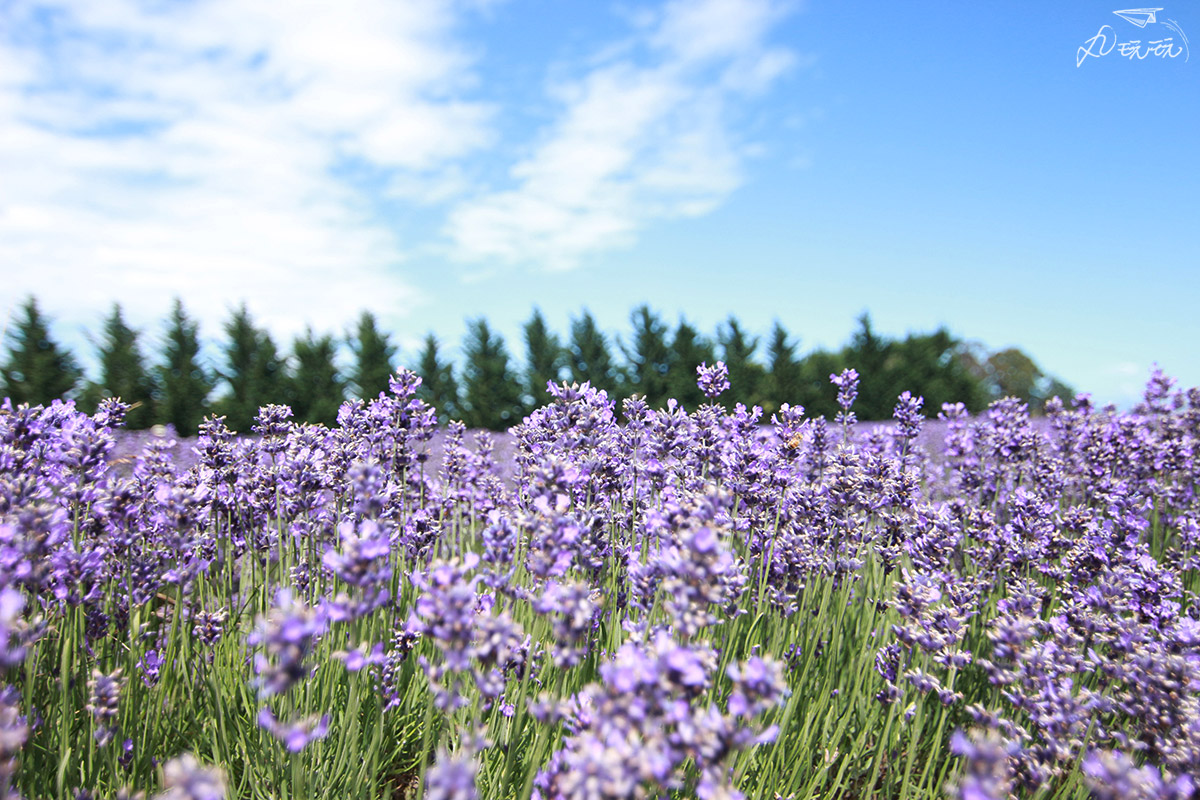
xmin=2 ymin=296 xmax=1072 ymax=432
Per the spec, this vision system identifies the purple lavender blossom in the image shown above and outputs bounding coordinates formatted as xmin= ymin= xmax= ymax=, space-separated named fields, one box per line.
xmin=0 ymin=588 xmax=29 ymax=668
xmin=424 ymin=746 xmax=479 ymax=800
xmin=532 ymin=581 xmax=597 ymax=668
xmin=1082 ymin=749 xmax=1195 ymax=800
xmin=155 ymin=753 xmax=227 ymax=800
xmin=86 ymin=668 xmax=124 ymax=747
xmin=247 ymin=590 xmax=327 ymax=698
xmin=256 ymin=708 xmax=331 ymax=753
xmin=696 ymin=362 xmax=731 ymax=399
xmin=830 ymin=368 xmax=859 ymax=414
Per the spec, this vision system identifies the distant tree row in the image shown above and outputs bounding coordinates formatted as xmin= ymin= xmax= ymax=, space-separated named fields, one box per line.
xmin=1 ymin=296 xmax=1073 ymax=433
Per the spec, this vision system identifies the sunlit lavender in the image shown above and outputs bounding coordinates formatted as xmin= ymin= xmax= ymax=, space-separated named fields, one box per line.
xmin=1 ymin=364 xmax=1198 ymax=799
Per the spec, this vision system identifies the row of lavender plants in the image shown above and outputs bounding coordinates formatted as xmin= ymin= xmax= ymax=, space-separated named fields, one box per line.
xmin=1 ymin=364 xmax=1198 ymax=799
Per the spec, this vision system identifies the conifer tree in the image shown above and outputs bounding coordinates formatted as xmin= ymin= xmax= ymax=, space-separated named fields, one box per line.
xmin=763 ymin=321 xmax=803 ymax=415
xmin=887 ymin=329 xmax=987 ymax=414
xmin=567 ymin=311 xmax=617 ymax=394
xmin=718 ymin=316 xmax=764 ymax=410
xmin=416 ymin=333 xmax=460 ymax=423
xmin=523 ymin=309 xmax=563 ymax=412
xmin=797 ymin=349 xmax=844 ymax=420
xmin=157 ymin=298 xmax=213 ymax=437
xmin=214 ymin=304 xmax=287 ymax=432
xmin=349 ymin=311 xmax=396 ymax=400
xmin=841 ymin=313 xmax=891 ymax=420
xmin=1 ymin=296 xmax=82 ymax=406
xmin=289 ymin=328 xmax=344 ymax=426
xmin=667 ymin=319 xmax=715 ymax=410
xmin=621 ymin=305 xmax=672 ymax=410
xmin=79 ymin=304 xmax=158 ymax=428
xmin=460 ymin=319 xmax=523 ymax=431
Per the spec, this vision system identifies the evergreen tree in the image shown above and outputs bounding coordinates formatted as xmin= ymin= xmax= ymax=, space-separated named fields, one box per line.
xmin=796 ymin=349 xmax=844 ymax=420
xmin=349 ymin=311 xmax=396 ymax=400
xmin=841 ymin=313 xmax=892 ymax=420
xmin=621 ymin=305 xmax=672 ymax=410
xmin=718 ymin=316 xmax=764 ymax=410
xmin=288 ymin=328 xmax=344 ymax=426
xmin=763 ymin=321 xmax=803 ymax=416
xmin=157 ymin=298 xmax=213 ymax=437
xmin=667 ymin=319 xmax=715 ymax=410
xmin=1 ymin=296 xmax=82 ymax=406
xmin=887 ymin=329 xmax=987 ymax=414
xmin=567 ymin=311 xmax=617 ymax=394
xmin=214 ymin=304 xmax=287 ymax=432
xmin=79 ymin=304 xmax=158 ymax=428
xmin=460 ymin=319 xmax=523 ymax=431
xmin=523 ymin=309 xmax=564 ymax=412
xmin=416 ymin=333 xmax=460 ymax=423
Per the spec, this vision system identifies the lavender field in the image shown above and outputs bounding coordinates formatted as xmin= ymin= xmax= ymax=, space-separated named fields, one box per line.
xmin=1 ymin=365 xmax=1198 ymax=800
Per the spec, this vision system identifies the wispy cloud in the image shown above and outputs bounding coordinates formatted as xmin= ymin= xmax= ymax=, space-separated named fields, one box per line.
xmin=0 ymin=0 xmax=799 ymax=354
xmin=0 ymin=0 xmax=493 ymax=339
xmin=444 ymin=0 xmax=797 ymax=271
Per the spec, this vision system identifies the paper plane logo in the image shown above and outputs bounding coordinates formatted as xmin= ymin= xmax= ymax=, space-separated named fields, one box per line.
xmin=1076 ymin=8 xmax=1189 ymax=65
xmin=1113 ymin=8 xmax=1163 ymax=28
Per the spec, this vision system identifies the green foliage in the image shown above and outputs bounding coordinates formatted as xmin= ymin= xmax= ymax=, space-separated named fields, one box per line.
xmin=214 ymin=305 xmax=288 ymax=432
xmin=621 ymin=305 xmax=673 ymax=410
xmin=718 ymin=316 xmax=765 ymax=411
xmin=522 ymin=309 xmax=563 ymax=412
xmin=762 ymin=322 xmax=803 ymax=416
xmin=796 ymin=349 xmax=845 ymax=419
xmin=887 ymin=329 xmax=988 ymax=413
xmin=415 ymin=333 xmax=460 ymax=424
xmin=288 ymin=329 xmax=345 ymax=426
xmin=79 ymin=304 xmax=158 ymax=429
xmin=667 ymin=319 xmax=716 ymax=411
xmin=460 ymin=319 xmax=523 ymax=431
xmin=4 ymin=295 xmax=1072 ymax=427
xmin=349 ymin=312 xmax=396 ymax=401
xmin=1 ymin=296 xmax=82 ymax=405
xmin=957 ymin=344 xmax=1074 ymax=413
xmin=157 ymin=298 xmax=213 ymax=437
xmin=567 ymin=311 xmax=618 ymax=396
xmin=841 ymin=313 xmax=892 ymax=420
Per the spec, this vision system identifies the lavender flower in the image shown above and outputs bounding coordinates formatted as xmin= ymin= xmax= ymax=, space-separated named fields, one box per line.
xmin=696 ymin=362 xmax=731 ymax=399
xmin=86 ymin=668 xmax=124 ymax=747
xmin=256 ymin=708 xmax=331 ymax=753
xmin=154 ymin=753 xmax=227 ymax=800
xmin=425 ymin=746 xmax=479 ymax=800
xmin=247 ymin=590 xmax=327 ymax=698
xmin=1081 ymin=749 xmax=1195 ymax=800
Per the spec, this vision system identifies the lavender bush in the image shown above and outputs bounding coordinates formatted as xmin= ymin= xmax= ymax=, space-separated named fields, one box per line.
xmin=0 ymin=365 xmax=1198 ymax=799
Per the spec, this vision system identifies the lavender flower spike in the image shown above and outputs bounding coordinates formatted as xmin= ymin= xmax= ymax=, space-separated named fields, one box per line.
xmin=154 ymin=753 xmax=227 ymax=800
xmin=257 ymin=708 xmax=331 ymax=753
xmin=697 ymin=361 xmax=731 ymax=399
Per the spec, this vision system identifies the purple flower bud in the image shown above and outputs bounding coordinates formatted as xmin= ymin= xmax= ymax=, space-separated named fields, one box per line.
xmin=157 ymin=753 xmax=227 ymax=800
xmin=696 ymin=362 xmax=731 ymax=399
xmin=256 ymin=708 xmax=330 ymax=753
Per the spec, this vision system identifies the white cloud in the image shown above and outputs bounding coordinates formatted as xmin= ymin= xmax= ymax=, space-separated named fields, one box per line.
xmin=0 ymin=0 xmax=492 ymax=346
xmin=444 ymin=0 xmax=796 ymax=270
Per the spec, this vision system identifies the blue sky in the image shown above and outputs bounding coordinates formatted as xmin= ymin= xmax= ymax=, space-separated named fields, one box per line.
xmin=1 ymin=0 xmax=1196 ymax=407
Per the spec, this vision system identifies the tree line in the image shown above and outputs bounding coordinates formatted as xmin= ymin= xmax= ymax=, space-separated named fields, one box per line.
xmin=1 ymin=296 xmax=1073 ymax=434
